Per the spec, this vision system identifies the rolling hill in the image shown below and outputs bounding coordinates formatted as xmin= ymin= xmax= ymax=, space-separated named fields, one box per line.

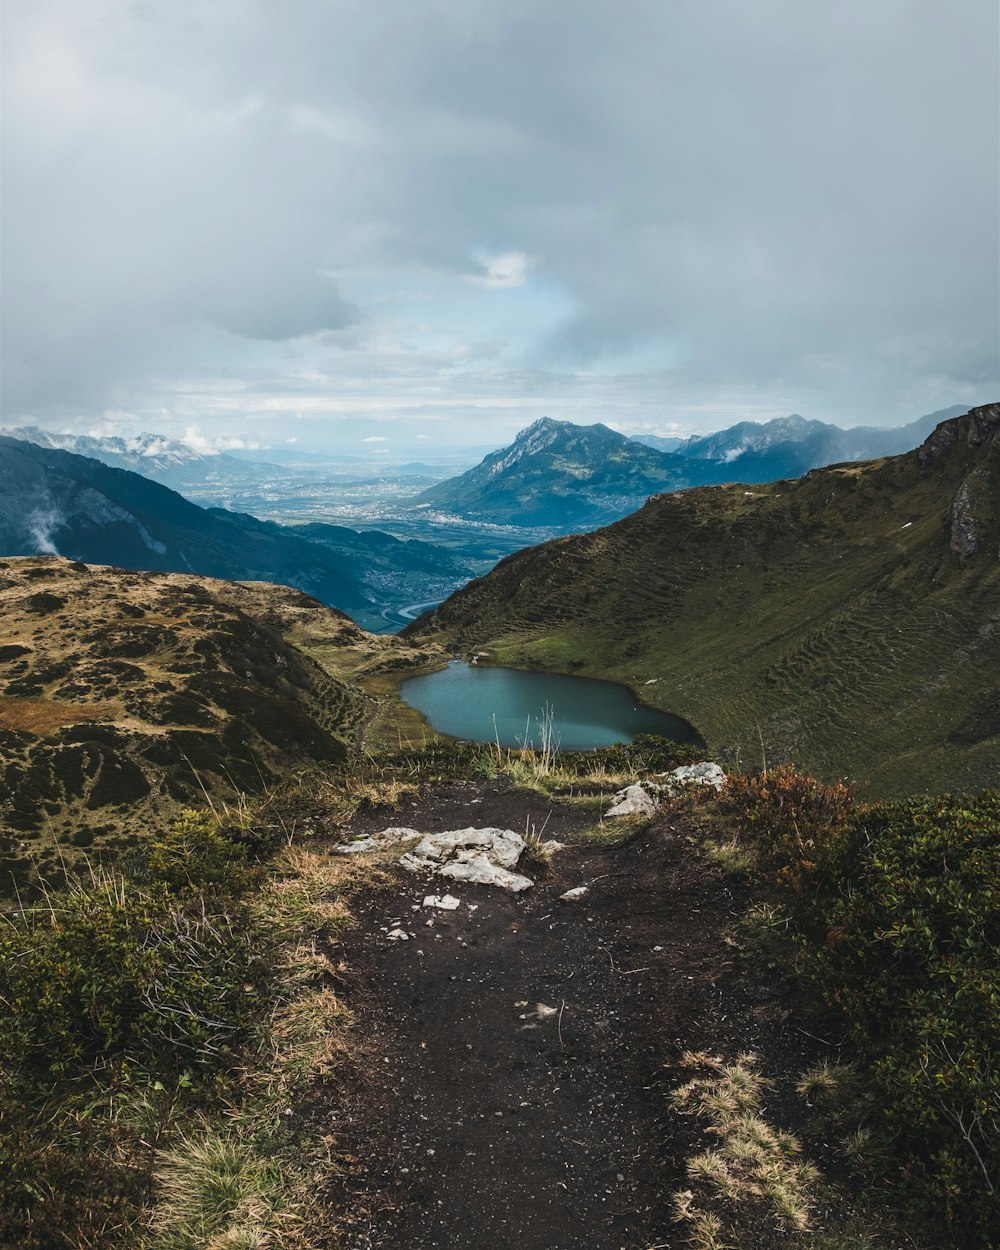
xmin=409 ymin=404 xmax=1000 ymax=796
xmin=0 ymin=557 xmax=441 ymax=893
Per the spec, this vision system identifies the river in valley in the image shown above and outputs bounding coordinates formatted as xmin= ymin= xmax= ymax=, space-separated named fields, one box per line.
xmin=399 ymin=661 xmax=699 ymax=751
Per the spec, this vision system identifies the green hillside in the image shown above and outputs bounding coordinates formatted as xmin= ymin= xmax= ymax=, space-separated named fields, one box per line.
xmin=410 ymin=404 xmax=1000 ymax=796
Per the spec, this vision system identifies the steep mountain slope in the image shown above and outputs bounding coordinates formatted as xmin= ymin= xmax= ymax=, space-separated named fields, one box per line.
xmin=406 ymin=417 xmax=709 ymax=528
xmin=410 ymin=404 xmax=1000 ymax=796
xmin=0 ymin=557 xmax=440 ymax=892
xmin=0 ymin=436 xmax=472 ymax=621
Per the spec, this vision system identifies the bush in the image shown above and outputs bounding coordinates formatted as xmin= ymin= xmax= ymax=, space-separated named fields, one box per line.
xmin=720 ymin=773 xmax=999 ymax=1240
xmin=721 ymin=765 xmax=855 ymax=913
xmin=144 ymin=809 xmax=256 ymax=893
xmin=812 ymin=793 xmax=1000 ymax=1242
xmin=0 ymin=876 xmax=269 ymax=1083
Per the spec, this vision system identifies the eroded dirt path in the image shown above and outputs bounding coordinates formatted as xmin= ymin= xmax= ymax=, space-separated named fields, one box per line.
xmin=325 ymin=782 xmax=794 ymax=1250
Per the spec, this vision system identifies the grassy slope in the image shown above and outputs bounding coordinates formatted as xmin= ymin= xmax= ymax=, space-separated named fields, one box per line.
xmin=412 ymin=406 xmax=1000 ymax=797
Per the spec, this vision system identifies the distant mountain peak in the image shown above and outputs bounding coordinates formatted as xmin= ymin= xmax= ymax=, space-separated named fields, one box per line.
xmin=518 ymin=416 xmax=566 ymax=437
xmin=409 ymin=417 xmax=688 ymax=528
xmin=1 ymin=426 xmax=209 ymax=470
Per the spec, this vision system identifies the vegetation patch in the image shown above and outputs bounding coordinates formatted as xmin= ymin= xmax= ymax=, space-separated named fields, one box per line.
xmin=671 ymin=1050 xmax=819 ymax=1246
xmin=704 ymin=770 xmax=1000 ymax=1245
xmin=0 ymin=796 xmax=379 ymax=1250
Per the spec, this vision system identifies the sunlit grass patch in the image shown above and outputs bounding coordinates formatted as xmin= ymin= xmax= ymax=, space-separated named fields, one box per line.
xmin=0 ymin=693 xmax=123 ymax=736
xmin=702 ymin=837 xmax=755 ymax=875
xmin=671 ymin=1052 xmax=819 ymax=1244
xmin=255 ymin=845 xmax=387 ymax=942
xmin=149 ymin=1129 xmax=303 ymax=1250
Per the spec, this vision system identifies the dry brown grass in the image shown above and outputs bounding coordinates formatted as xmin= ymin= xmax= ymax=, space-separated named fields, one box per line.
xmin=0 ymin=694 xmax=123 ymax=736
xmin=671 ymin=1051 xmax=820 ymax=1248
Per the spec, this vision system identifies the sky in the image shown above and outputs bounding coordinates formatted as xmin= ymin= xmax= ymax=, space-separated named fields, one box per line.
xmin=2 ymin=0 xmax=998 ymax=460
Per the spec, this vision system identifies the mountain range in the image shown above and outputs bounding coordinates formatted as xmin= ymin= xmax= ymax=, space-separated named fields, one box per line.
xmin=0 ymin=425 xmax=273 ymax=486
xmin=643 ymin=406 xmax=967 ymax=474
xmin=410 ymin=407 xmax=968 ymax=532
xmin=409 ymin=404 xmax=1000 ymax=796
xmin=0 ymin=436 xmax=472 ymax=627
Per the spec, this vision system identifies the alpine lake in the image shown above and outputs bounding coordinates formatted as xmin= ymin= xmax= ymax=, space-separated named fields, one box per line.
xmin=399 ymin=660 xmax=700 ymax=751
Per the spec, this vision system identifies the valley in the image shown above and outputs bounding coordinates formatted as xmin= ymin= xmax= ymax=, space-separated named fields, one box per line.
xmin=2 ymin=406 xmax=960 ymax=634
xmin=0 ymin=405 xmax=997 ymax=1250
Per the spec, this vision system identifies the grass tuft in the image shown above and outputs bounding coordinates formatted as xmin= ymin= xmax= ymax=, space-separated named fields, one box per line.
xmin=671 ymin=1052 xmax=819 ymax=1244
xmin=150 ymin=1129 xmax=300 ymax=1250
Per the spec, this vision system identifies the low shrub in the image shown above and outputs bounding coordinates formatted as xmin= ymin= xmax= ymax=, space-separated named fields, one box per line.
xmin=812 ymin=793 xmax=1000 ymax=1242
xmin=721 ymin=765 xmax=855 ymax=915
xmin=0 ymin=1087 xmax=150 ymax=1250
xmin=0 ymin=876 xmax=268 ymax=1084
xmin=556 ymin=734 xmax=705 ymax=777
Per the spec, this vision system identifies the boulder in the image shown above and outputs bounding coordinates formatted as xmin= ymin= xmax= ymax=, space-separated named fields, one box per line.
xmin=605 ymin=783 xmax=658 ymax=818
xmin=400 ymin=827 xmax=533 ymax=892
xmin=658 ymin=761 xmax=726 ymax=792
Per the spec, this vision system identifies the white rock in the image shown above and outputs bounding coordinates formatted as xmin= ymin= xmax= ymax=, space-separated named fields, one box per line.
xmin=422 ymin=894 xmax=461 ymax=910
xmin=399 ymin=827 xmax=533 ymax=892
xmin=335 ymin=827 xmax=421 ymax=855
xmin=656 ymin=762 xmax=726 ymax=793
xmin=560 ymin=886 xmax=589 ymax=902
xmin=605 ymin=783 xmax=658 ymax=818
xmin=386 ymin=928 xmax=410 ymax=941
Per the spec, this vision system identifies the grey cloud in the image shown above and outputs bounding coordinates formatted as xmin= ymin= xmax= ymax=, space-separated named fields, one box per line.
xmin=1 ymin=0 xmax=996 ymax=434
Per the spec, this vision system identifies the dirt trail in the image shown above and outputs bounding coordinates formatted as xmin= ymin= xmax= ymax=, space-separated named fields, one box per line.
xmin=325 ymin=783 xmax=800 ymax=1250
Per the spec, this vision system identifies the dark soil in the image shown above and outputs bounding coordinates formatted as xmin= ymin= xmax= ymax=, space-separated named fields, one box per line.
xmin=325 ymin=781 xmax=820 ymax=1250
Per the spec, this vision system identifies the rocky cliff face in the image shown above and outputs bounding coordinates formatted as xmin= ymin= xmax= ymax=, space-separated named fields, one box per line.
xmin=918 ymin=401 xmax=1000 ymax=466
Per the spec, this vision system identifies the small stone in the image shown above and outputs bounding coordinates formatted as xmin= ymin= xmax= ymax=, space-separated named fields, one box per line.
xmin=422 ymin=893 xmax=461 ymax=910
xmin=560 ymin=886 xmax=589 ymax=902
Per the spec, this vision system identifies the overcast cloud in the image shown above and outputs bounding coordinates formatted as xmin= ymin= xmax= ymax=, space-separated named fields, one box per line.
xmin=2 ymin=0 xmax=997 ymax=451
